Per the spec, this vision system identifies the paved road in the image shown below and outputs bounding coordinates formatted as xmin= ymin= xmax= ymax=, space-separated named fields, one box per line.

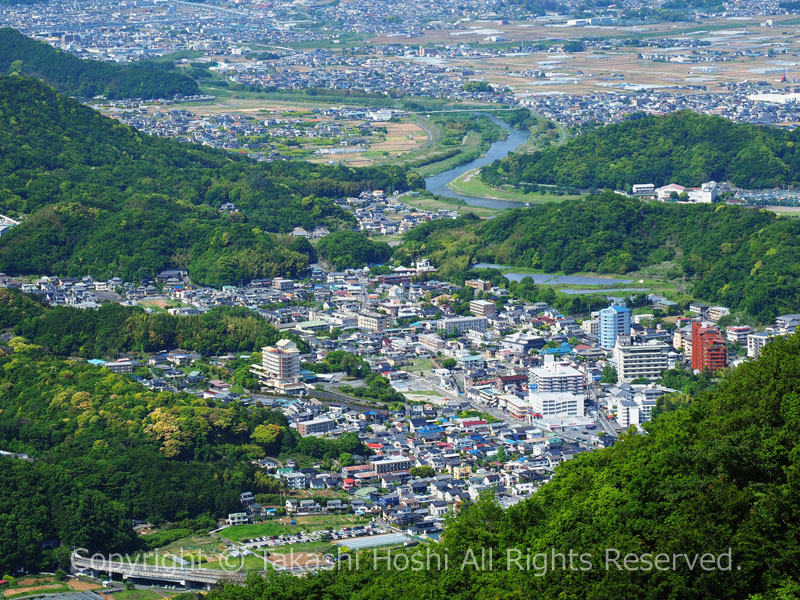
xmin=413 ymin=117 xmax=439 ymax=151
xmin=596 ymin=410 xmax=619 ymax=438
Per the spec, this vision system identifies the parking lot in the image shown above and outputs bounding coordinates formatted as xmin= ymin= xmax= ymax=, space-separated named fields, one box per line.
xmin=241 ymin=524 xmax=389 ymax=550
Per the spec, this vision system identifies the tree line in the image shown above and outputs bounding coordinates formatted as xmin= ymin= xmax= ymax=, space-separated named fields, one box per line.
xmin=0 ymin=75 xmax=421 ymax=284
xmin=0 ymin=28 xmax=199 ymax=99
xmin=394 ymin=192 xmax=800 ymax=321
xmin=481 ymin=110 xmax=800 ymax=190
xmin=0 ymin=289 xmax=289 ymax=357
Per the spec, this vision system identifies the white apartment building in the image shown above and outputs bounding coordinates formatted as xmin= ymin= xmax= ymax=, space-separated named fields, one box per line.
xmin=438 ymin=316 xmax=489 ymax=336
xmin=528 ymin=355 xmax=586 ymax=394
xmin=370 ymin=457 xmax=412 ymax=473
xmin=250 ymin=339 xmax=303 ymax=392
xmin=747 ymin=331 xmax=780 ymax=358
xmin=614 ymin=384 xmax=675 ymax=427
xmin=469 ymin=299 xmax=496 ymax=317
xmin=530 ymin=392 xmax=584 ymax=418
xmin=613 ymin=337 xmax=670 ymax=383
xmin=687 ymin=181 xmax=719 ymax=203
xmin=726 ymin=326 xmax=753 ymax=344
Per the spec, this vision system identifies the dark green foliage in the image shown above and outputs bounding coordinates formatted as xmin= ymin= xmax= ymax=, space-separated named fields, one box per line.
xmin=409 ymin=465 xmax=435 ymax=478
xmin=500 ymin=107 xmax=538 ymax=130
xmin=600 ymin=364 xmax=618 ymax=383
xmin=303 ymin=350 xmax=371 ymax=378
xmin=563 ymin=40 xmax=585 ymax=52
xmin=293 ymin=432 xmax=368 ymax=460
xmin=397 ymin=191 xmax=800 ymax=321
xmin=206 ymin=332 xmax=800 ymax=599
xmin=0 ymin=289 xmax=285 ymax=356
xmin=316 ymin=231 xmax=392 ymax=269
xmin=659 ymin=365 xmax=716 ymax=396
xmin=462 ymin=81 xmax=493 ymax=93
xmin=0 ymin=76 xmax=418 ymax=283
xmin=340 ymin=372 xmax=405 ymax=404
xmin=0 ymin=28 xmax=199 ymax=99
xmin=482 ymin=110 xmax=800 ymax=190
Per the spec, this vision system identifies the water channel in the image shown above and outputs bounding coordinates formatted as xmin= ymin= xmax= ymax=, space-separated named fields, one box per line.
xmin=423 ymin=114 xmax=531 ymax=210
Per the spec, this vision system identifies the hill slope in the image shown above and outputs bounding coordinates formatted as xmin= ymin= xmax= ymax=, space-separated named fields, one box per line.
xmin=0 ymin=28 xmax=199 ymax=99
xmin=481 ymin=110 xmax=800 ymax=190
xmin=0 ymin=75 xmax=419 ymax=283
xmin=395 ymin=192 xmax=800 ymax=321
xmin=205 ymin=331 xmax=800 ymax=600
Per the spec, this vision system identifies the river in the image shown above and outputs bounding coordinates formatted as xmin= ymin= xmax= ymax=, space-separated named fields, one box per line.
xmin=424 ymin=114 xmax=531 ymax=210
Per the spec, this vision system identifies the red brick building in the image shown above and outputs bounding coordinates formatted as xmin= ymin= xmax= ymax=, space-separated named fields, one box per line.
xmin=691 ymin=321 xmax=727 ymax=371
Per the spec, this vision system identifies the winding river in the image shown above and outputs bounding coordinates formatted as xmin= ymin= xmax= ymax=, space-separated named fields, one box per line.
xmin=424 ymin=114 xmax=531 ymax=210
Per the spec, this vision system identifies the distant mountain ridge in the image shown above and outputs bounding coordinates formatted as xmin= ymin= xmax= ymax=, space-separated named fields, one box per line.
xmin=0 ymin=27 xmax=200 ymax=99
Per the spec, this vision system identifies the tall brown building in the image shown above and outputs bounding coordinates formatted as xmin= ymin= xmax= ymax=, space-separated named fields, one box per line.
xmin=691 ymin=321 xmax=727 ymax=372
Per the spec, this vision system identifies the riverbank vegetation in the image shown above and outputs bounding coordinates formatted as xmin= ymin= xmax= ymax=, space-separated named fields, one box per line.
xmin=390 ymin=113 xmax=507 ymax=176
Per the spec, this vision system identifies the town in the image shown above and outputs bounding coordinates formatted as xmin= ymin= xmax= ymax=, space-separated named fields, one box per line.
xmin=1 ymin=245 xmax=795 ymax=576
xmin=1 ymin=0 xmax=800 ymax=597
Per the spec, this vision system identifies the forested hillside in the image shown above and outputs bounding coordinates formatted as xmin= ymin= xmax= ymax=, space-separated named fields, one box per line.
xmin=481 ymin=110 xmax=800 ymax=190
xmin=395 ymin=192 xmax=800 ymax=321
xmin=0 ymin=28 xmax=199 ymax=99
xmin=0 ymin=345 xmax=369 ymax=573
xmin=205 ymin=331 xmax=800 ymax=600
xmin=0 ymin=75 xmax=420 ymax=283
xmin=316 ymin=230 xmax=392 ymax=269
xmin=0 ymin=288 xmax=289 ymax=357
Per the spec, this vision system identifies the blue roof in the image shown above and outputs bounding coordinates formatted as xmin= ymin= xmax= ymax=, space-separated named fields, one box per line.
xmin=541 ymin=342 xmax=573 ymax=355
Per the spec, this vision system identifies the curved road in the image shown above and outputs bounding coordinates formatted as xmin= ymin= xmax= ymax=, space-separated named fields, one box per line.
xmin=413 ymin=117 xmax=440 ymax=151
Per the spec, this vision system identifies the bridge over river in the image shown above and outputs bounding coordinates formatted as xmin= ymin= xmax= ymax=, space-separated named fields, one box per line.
xmin=71 ymin=553 xmax=250 ymax=589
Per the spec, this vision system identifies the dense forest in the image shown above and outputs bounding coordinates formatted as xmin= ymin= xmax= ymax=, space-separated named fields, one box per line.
xmin=0 ymin=346 xmax=368 ymax=574
xmin=316 ymin=230 xmax=392 ymax=269
xmin=394 ymin=192 xmax=800 ymax=321
xmin=203 ymin=331 xmax=800 ymax=600
xmin=0 ymin=288 xmax=291 ymax=357
xmin=0 ymin=28 xmax=199 ymax=99
xmin=0 ymin=75 xmax=420 ymax=284
xmin=481 ymin=110 xmax=800 ymax=190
